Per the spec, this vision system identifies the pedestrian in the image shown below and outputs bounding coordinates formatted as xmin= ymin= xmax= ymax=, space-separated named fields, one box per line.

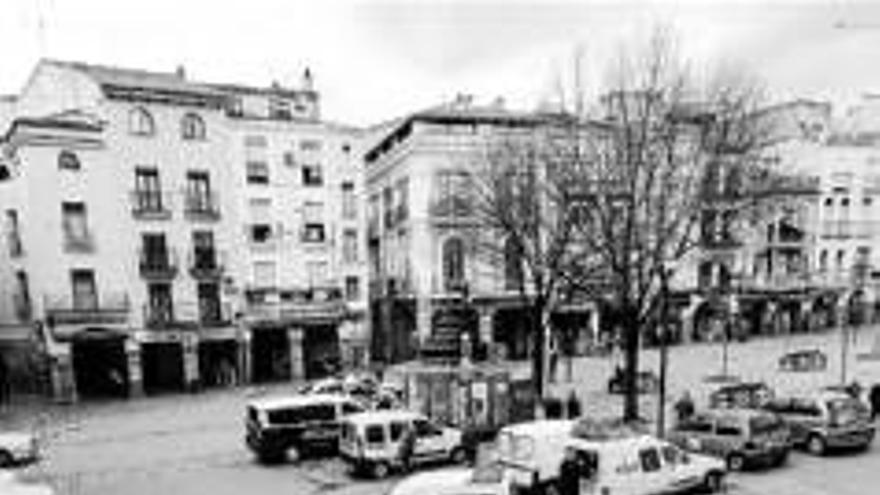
xmin=460 ymin=421 xmax=480 ymax=466
xmin=558 ymin=447 xmax=581 ymax=495
xmin=870 ymin=384 xmax=880 ymax=421
xmin=566 ymin=390 xmax=582 ymax=419
xmin=674 ymin=391 xmax=695 ymax=424
xmin=848 ymin=380 xmax=864 ymax=401
xmin=397 ymin=423 xmax=417 ymax=472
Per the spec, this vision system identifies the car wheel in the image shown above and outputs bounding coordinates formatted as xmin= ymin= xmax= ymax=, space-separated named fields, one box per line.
xmin=726 ymin=453 xmax=746 ymax=472
xmin=807 ymin=434 xmax=826 ymax=456
xmin=703 ymin=471 xmax=724 ymax=493
xmin=450 ymin=447 xmax=468 ymax=465
xmin=372 ymin=461 xmax=391 ymax=479
xmin=0 ymin=450 xmax=13 ymax=467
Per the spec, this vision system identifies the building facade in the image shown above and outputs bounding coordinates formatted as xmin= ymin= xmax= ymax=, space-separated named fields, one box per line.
xmin=0 ymin=60 xmax=367 ymax=402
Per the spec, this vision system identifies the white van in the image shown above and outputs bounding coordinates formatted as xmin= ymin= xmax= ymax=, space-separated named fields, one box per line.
xmin=564 ymin=434 xmax=727 ymax=495
xmin=339 ymin=410 xmax=467 ymax=478
xmin=493 ymin=419 xmax=577 ymax=494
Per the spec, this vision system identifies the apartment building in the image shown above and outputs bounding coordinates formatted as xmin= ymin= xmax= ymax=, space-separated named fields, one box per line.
xmin=364 ymin=98 xmax=600 ymax=364
xmin=0 ymin=60 xmax=366 ymax=401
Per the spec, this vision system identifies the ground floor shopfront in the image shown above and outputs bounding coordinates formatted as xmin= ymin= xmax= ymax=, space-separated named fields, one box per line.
xmin=39 ymin=314 xmax=368 ymax=402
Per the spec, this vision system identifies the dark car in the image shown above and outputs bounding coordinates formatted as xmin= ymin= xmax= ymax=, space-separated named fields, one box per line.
xmin=761 ymin=390 xmax=875 ymax=456
xmin=668 ymin=408 xmax=791 ymax=471
xmin=245 ymin=394 xmax=365 ymax=463
xmin=778 ymin=349 xmax=828 ymax=372
xmin=607 ymin=369 xmax=658 ymax=395
xmin=709 ymin=382 xmax=774 ymax=409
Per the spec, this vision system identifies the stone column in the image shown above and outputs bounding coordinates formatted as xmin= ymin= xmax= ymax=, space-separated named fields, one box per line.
xmin=416 ymin=297 xmax=433 ymax=351
xmin=238 ymin=328 xmax=252 ymax=385
xmin=288 ymin=327 xmax=305 ymax=381
xmin=182 ymin=334 xmax=200 ymax=392
xmin=50 ymin=344 xmax=76 ymax=404
xmin=125 ymin=339 xmax=143 ymax=397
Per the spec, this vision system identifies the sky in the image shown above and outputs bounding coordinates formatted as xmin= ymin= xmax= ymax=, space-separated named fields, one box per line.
xmin=2 ymin=0 xmax=880 ymax=126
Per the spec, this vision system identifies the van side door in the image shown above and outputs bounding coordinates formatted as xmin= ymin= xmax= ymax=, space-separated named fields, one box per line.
xmin=413 ymin=418 xmax=446 ymax=461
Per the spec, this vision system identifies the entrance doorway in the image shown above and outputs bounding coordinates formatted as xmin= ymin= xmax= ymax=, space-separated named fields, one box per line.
xmin=251 ymin=327 xmax=290 ymax=383
xmin=71 ymin=329 xmax=129 ymax=399
xmin=198 ymin=340 xmax=239 ymax=387
xmin=304 ymin=324 xmax=340 ymax=379
xmin=141 ymin=342 xmax=184 ymax=394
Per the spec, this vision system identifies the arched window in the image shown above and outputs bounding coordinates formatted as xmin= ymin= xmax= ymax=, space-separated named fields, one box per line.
xmin=128 ymin=107 xmax=155 ymax=136
xmin=442 ymin=237 xmax=465 ymax=290
xmin=181 ymin=113 xmax=206 ymax=140
xmin=819 ymin=250 xmax=828 ymax=272
xmin=58 ymin=150 xmax=81 ymax=170
xmin=504 ymin=237 xmax=524 ymax=290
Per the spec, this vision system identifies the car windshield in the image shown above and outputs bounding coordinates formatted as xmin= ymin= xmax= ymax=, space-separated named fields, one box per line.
xmin=749 ymin=414 xmax=784 ymax=435
xmin=827 ymin=398 xmax=869 ymax=425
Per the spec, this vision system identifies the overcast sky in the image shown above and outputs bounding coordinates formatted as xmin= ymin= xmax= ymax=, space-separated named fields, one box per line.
xmin=2 ymin=0 xmax=880 ymax=125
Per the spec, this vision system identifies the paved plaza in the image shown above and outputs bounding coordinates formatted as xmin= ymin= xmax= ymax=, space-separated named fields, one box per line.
xmin=3 ymin=325 xmax=880 ymax=495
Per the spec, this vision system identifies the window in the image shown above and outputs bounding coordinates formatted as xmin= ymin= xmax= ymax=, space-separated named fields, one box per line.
xmin=660 ymin=446 xmax=681 ymax=466
xmin=140 ymin=233 xmax=170 ymax=270
xmin=71 ymin=269 xmax=97 ymax=310
xmin=819 ymin=250 xmax=828 ymax=272
xmin=865 ymin=197 xmax=873 ymax=207
xmin=395 ymin=178 xmax=409 ymax=222
xmin=639 ymin=448 xmax=662 ymax=473
xmin=186 ymin=171 xmax=214 ymax=213
xmin=302 ymin=224 xmax=325 ymax=243
xmin=283 ymin=151 xmax=296 ymax=167
xmin=135 ymin=168 xmax=163 ymax=212
xmin=62 ymin=202 xmax=90 ymax=247
xmin=192 ymin=231 xmax=217 ymax=269
xmin=435 ymin=171 xmax=472 ymax=216
xmin=343 ymin=229 xmax=358 ymax=263
xmin=300 ymin=139 xmax=322 ymax=151
xmin=414 ymin=419 xmax=439 ymax=437
xmin=680 ymin=415 xmax=713 ymax=433
xmin=269 ymin=98 xmax=292 ymax=120
xmin=390 ymin=422 xmax=407 ymax=441
xmin=345 ymin=276 xmax=360 ymax=301
xmin=792 ymin=398 xmax=822 ymax=417
xmin=14 ymin=271 xmax=31 ymax=319
xmin=129 ymin=107 xmax=155 ymax=136
xmin=6 ymin=209 xmax=22 ymax=256
xmin=716 ymin=417 xmax=743 ymax=436
xmin=443 ymin=237 xmax=465 ymax=290
xmin=302 ymin=163 xmax=323 ymax=186
xmin=342 ymin=402 xmax=363 ymax=415
xmin=58 ymin=150 xmax=81 ymax=170
xmin=246 ymin=161 xmax=269 ymax=185
xmin=341 ymin=182 xmax=356 ymax=219
xmin=181 ymin=113 xmax=206 ymax=140
xmin=342 ymin=143 xmax=351 ymax=153
xmin=837 ymin=250 xmax=845 ymax=270
xmin=250 ymin=224 xmax=273 ymax=243
xmin=365 ymin=425 xmax=385 ymax=445
xmin=197 ymin=283 xmax=222 ymax=323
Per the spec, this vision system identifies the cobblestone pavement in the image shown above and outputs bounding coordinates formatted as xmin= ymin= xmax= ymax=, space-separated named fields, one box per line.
xmin=2 ymin=326 xmax=880 ymax=495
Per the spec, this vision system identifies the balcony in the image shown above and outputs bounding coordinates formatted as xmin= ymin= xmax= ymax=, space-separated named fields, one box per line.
xmin=143 ymin=301 xmax=232 ymax=329
xmin=44 ymin=292 xmax=130 ymax=325
xmin=184 ymin=191 xmax=221 ymax=221
xmin=63 ymin=231 xmax=95 ymax=254
xmin=138 ymin=248 xmax=179 ymax=280
xmin=188 ymin=249 xmax=226 ymax=280
xmin=244 ymin=290 xmax=347 ymax=325
xmin=130 ymin=190 xmax=172 ymax=220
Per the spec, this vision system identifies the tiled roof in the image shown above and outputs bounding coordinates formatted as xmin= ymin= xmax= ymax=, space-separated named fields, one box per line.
xmin=44 ymin=59 xmax=222 ymax=96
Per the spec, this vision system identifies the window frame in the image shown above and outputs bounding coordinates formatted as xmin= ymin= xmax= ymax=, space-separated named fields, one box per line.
xmin=181 ymin=113 xmax=206 ymax=140
xmin=128 ymin=106 xmax=156 ymax=136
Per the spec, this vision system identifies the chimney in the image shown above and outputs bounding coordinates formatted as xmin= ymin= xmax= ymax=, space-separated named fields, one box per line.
xmin=302 ymin=67 xmax=314 ymax=92
xmin=175 ymin=65 xmax=186 ymax=80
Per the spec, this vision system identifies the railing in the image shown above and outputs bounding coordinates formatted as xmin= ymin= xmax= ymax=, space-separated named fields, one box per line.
xmin=130 ymin=190 xmax=172 ymax=220
xmin=188 ymin=249 xmax=226 ymax=279
xmin=44 ymin=292 xmax=130 ymax=324
xmin=138 ymin=247 xmax=179 ymax=280
xmin=142 ymin=300 xmax=233 ymax=329
xmin=184 ymin=191 xmax=221 ymax=220
xmin=63 ymin=231 xmax=95 ymax=253
xmin=244 ymin=297 xmax=347 ymax=323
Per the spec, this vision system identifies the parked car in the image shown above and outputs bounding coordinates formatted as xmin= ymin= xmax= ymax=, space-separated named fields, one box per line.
xmin=493 ymin=419 xmax=578 ymax=494
xmin=667 ymin=408 xmax=790 ymax=471
xmin=778 ymin=349 xmax=828 ymax=372
xmin=607 ymin=369 xmax=658 ymax=395
xmin=0 ymin=472 xmax=54 ymax=495
xmin=709 ymin=381 xmax=774 ymax=409
xmin=0 ymin=430 xmax=38 ymax=467
xmin=339 ymin=409 xmax=467 ymax=478
xmin=761 ymin=390 xmax=875 ymax=455
xmin=298 ymin=377 xmax=346 ymax=396
xmin=564 ymin=433 xmax=727 ymax=494
xmin=245 ymin=393 xmax=365 ymax=464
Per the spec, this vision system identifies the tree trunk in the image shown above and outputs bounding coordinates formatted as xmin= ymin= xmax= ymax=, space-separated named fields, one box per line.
xmin=531 ymin=305 xmax=546 ymax=409
xmin=622 ymin=307 xmax=641 ymax=422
